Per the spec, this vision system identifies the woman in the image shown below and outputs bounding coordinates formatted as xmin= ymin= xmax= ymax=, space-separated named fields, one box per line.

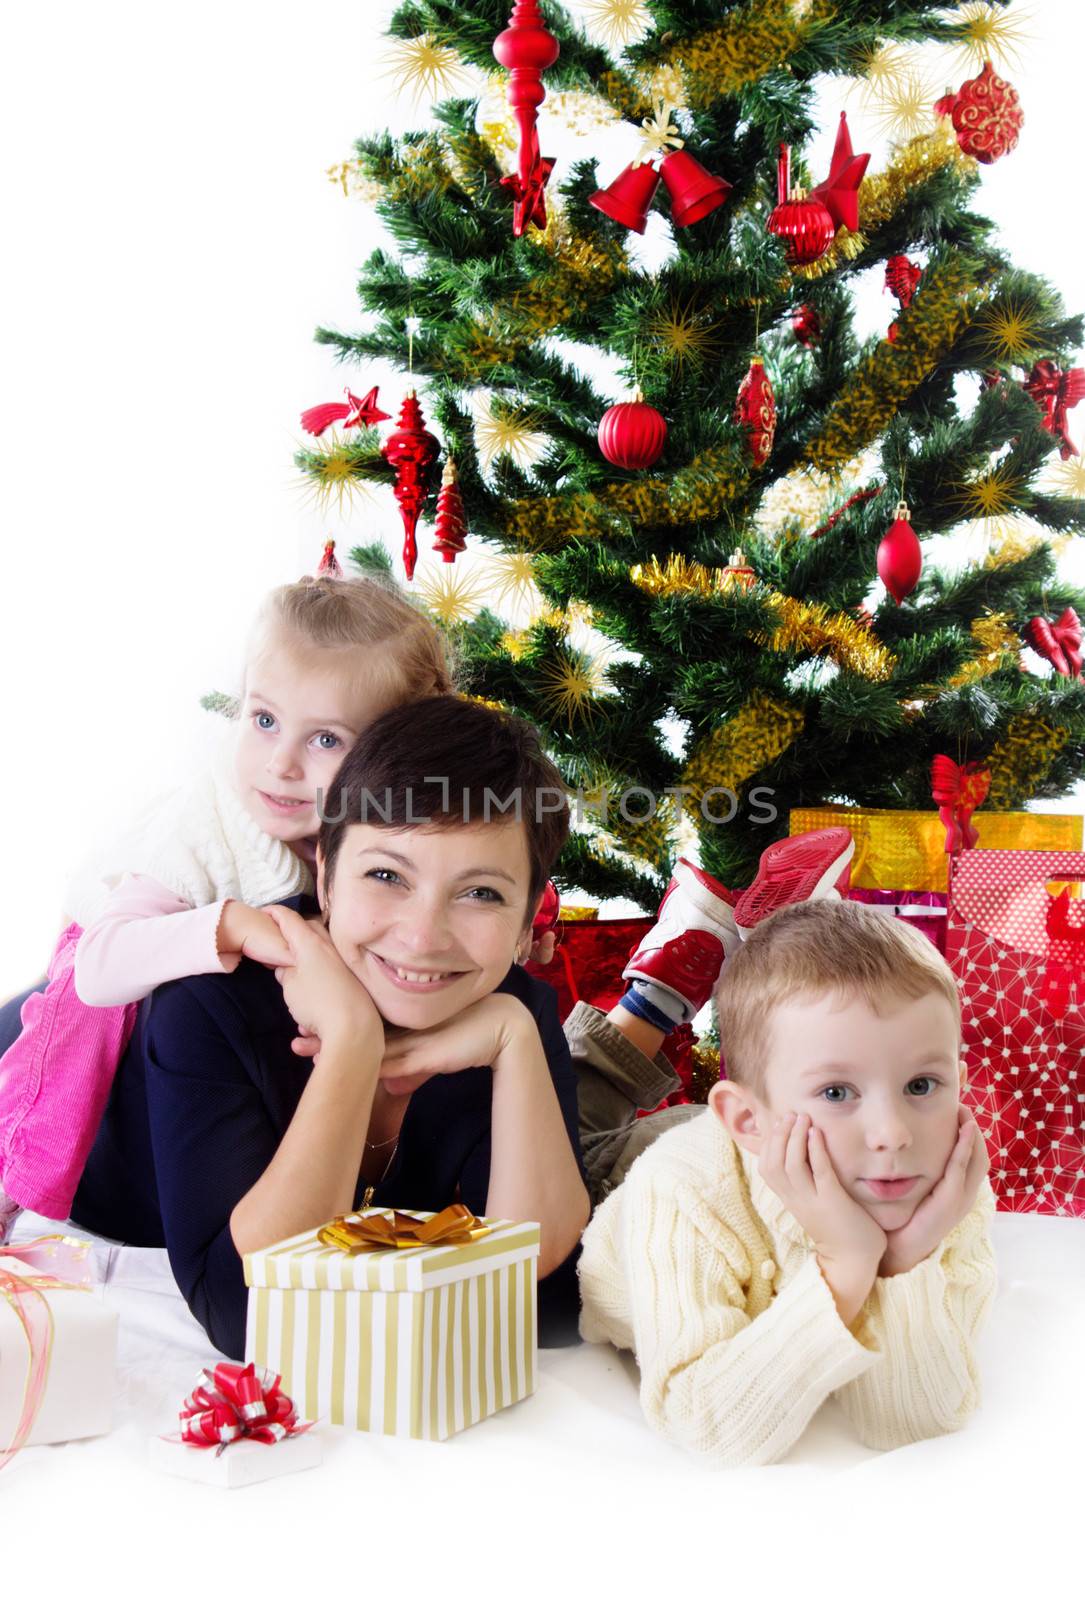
xmin=69 ymin=697 xmax=590 ymax=1356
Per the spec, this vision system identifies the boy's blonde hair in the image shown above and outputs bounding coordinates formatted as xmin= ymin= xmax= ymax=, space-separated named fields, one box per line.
xmin=716 ymin=898 xmax=960 ymax=1102
xmin=248 ymin=574 xmax=453 ymax=711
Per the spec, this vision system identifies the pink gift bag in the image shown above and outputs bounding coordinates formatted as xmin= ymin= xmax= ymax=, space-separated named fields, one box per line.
xmin=946 ymin=849 xmax=1085 ymax=1218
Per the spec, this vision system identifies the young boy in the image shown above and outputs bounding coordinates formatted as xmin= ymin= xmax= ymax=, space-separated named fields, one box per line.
xmin=578 ymin=897 xmax=996 ymax=1467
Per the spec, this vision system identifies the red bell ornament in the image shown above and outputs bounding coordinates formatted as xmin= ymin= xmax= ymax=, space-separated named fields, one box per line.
xmin=381 ymin=391 xmax=440 ymax=582
xmin=590 ymin=160 xmax=661 ymax=234
xmin=734 ymin=358 xmax=776 ymax=468
xmin=767 ymin=145 xmax=835 ymax=266
xmin=950 ymin=61 xmax=1024 ymax=164
xmin=877 ymin=500 xmax=922 ymax=605
xmin=493 ymin=1 xmax=560 ymax=235
xmin=597 ymin=390 xmax=667 ymax=470
xmin=432 ymin=460 xmax=469 ymax=564
xmin=658 ymin=148 xmax=732 ymax=227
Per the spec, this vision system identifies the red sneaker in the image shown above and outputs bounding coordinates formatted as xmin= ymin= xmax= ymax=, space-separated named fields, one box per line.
xmin=733 ymin=827 xmax=855 ymax=936
xmin=623 ymin=858 xmax=741 ymax=1019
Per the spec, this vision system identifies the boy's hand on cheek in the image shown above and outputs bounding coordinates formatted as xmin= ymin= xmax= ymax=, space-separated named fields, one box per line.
xmin=879 ymin=1105 xmax=990 ymax=1277
xmin=758 ymin=1111 xmax=887 ymax=1271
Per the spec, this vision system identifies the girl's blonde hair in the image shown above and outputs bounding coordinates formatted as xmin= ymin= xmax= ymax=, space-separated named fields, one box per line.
xmin=247 ymin=573 xmax=453 ymax=711
xmin=716 ymin=898 xmax=961 ymax=1103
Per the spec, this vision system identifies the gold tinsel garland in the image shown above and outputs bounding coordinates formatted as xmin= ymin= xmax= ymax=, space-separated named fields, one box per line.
xmin=987 ymin=715 xmax=1070 ymax=808
xmin=794 ymin=125 xmax=977 ymax=280
xmin=680 ymin=694 xmax=806 ymax=821
xmin=688 ymin=1045 xmax=723 ymax=1104
xmin=629 ymin=555 xmax=896 ymax=681
xmin=598 ymin=0 xmax=835 ymax=117
xmin=947 ymin=612 xmax=1021 ymax=688
xmin=803 ymin=254 xmax=983 ymax=470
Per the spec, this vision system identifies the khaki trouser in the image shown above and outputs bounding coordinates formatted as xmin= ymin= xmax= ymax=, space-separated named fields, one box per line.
xmin=564 ymin=1002 xmax=705 ymax=1207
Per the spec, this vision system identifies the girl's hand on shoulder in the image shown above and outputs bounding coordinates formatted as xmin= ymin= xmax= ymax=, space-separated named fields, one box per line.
xmin=264 ymin=904 xmax=383 ymax=1061
xmin=217 ymin=901 xmax=293 ymax=968
xmin=379 ymin=993 xmax=531 ymax=1096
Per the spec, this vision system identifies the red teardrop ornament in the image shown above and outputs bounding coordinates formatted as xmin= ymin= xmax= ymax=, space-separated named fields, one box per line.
xmin=877 ymin=500 xmax=922 ymax=605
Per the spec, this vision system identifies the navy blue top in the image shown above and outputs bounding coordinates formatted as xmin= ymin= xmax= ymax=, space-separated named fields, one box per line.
xmin=72 ymin=896 xmax=584 ymax=1358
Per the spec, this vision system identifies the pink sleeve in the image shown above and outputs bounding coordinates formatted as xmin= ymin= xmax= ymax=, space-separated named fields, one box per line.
xmin=73 ymin=873 xmax=242 ymax=1006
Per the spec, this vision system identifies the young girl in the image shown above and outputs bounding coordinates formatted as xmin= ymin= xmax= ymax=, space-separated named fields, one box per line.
xmin=0 ymin=572 xmax=452 ymax=1241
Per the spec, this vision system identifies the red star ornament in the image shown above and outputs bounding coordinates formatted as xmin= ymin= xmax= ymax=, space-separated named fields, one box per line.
xmin=810 ymin=112 xmax=870 ymax=234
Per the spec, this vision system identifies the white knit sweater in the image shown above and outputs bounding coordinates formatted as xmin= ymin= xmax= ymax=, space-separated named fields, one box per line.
xmin=65 ymin=725 xmax=313 ymax=928
xmin=578 ymin=1106 xmax=998 ymax=1467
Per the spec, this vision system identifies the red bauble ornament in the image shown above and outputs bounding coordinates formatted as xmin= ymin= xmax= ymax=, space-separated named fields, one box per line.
xmin=810 ymin=112 xmax=870 ymax=234
xmin=381 ymin=392 xmax=440 ymax=582
xmin=300 ymin=385 xmax=390 ymax=437
xmin=734 ymin=358 xmax=776 ymax=468
xmin=493 ymin=1 xmax=559 ymax=237
xmin=431 ymin=460 xmax=469 ymax=564
xmin=767 ymin=144 xmax=835 ymax=265
xmin=1023 ymin=359 xmax=1085 ymax=460
xmin=1024 ymin=608 xmax=1083 ymax=679
xmin=316 ymin=538 xmax=344 ymax=578
xmin=877 ymin=500 xmax=922 ymax=605
xmin=950 ymin=61 xmax=1024 ymax=164
xmin=597 ymin=390 xmax=667 ymax=470
xmin=792 ymin=304 xmax=822 ymax=347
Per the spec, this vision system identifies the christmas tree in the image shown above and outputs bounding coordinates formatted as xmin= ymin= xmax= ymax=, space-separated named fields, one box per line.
xmin=299 ymin=0 xmax=1085 ymax=907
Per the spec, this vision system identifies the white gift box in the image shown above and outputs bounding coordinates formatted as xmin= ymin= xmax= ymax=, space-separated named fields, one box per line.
xmin=0 ymin=1254 xmax=118 ymax=1447
xmin=148 ymin=1430 xmax=323 ymax=1489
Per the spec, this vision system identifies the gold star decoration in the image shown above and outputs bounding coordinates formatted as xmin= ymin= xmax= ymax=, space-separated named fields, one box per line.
xmin=295 ymin=440 xmax=379 ymax=516
xmin=1047 ymin=453 xmax=1085 ymax=502
xmin=473 ymin=392 xmax=549 ymax=472
xmin=647 ymin=296 xmax=725 ymax=373
xmin=485 ymin=546 xmax=542 ymax=611
xmin=536 ymin=644 xmax=608 ymax=726
xmin=579 ymin=0 xmax=652 ymax=52
xmin=865 ymin=66 xmax=939 ymax=143
xmin=852 ymin=42 xmax=915 ymax=103
xmin=974 ymin=296 xmax=1042 ymax=363
xmin=382 ymin=34 xmax=476 ymax=107
xmin=950 ymin=2 xmax=1033 ymax=76
xmin=955 ymin=462 xmax=1027 ymax=525
xmin=415 ymin=563 xmax=488 ymax=626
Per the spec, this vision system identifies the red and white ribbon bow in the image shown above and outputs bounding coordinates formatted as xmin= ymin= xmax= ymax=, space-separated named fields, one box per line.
xmin=176 ymin=1362 xmax=309 ymax=1452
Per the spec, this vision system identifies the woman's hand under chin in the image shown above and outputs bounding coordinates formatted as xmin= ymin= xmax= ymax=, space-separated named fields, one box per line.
xmin=378 ymin=992 xmax=531 ymax=1096
xmin=264 ymin=903 xmax=384 ymax=1064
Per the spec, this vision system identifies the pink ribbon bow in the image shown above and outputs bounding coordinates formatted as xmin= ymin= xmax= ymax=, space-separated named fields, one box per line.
xmin=175 ymin=1362 xmax=309 ymax=1453
xmin=930 ymin=755 xmax=991 ymax=855
xmin=1024 ymin=607 xmax=1083 ymax=679
xmin=0 ymin=1235 xmax=94 ymax=1472
xmin=1024 ymin=359 xmax=1085 ymax=459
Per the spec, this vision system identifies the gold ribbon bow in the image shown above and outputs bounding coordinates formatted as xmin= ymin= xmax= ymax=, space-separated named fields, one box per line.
xmin=635 ymin=100 xmax=684 ymax=167
xmin=318 ymin=1202 xmax=491 ymax=1254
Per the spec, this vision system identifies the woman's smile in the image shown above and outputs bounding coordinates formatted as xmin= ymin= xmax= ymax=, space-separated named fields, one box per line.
xmin=367 ymin=949 xmax=469 ymax=991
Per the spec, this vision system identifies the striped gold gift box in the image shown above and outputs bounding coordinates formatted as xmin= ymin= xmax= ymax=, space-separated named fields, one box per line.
xmin=790 ymin=806 xmax=1083 ymax=893
xmin=243 ymin=1214 xmax=540 ymax=1441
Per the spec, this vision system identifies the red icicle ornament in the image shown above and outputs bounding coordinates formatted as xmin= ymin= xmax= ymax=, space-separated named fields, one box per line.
xmin=877 ymin=500 xmax=922 ymax=604
xmin=885 ymin=255 xmax=923 ymax=344
xmin=734 ymin=358 xmax=776 ymax=468
xmin=946 ymin=61 xmax=1024 ymax=164
xmin=767 ymin=144 xmax=835 ymax=266
xmin=316 ymin=538 xmax=344 ymax=578
xmin=381 ymin=392 xmax=440 ymax=582
xmin=432 ymin=460 xmax=469 ymax=564
xmin=597 ymin=390 xmax=667 ymax=470
xmin=493 ymin=1 xmax=560 ymax=236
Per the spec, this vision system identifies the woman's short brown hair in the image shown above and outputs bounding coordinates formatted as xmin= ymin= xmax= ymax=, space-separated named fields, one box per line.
xmin=318 ymin=696 xmax=569 ymax=924
xmin=716 ymin=899 xmax=961 ymax=1102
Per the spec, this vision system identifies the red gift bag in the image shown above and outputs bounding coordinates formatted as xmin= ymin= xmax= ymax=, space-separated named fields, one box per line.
xmin=946 ymin=849 xmax=1085 ymax=1218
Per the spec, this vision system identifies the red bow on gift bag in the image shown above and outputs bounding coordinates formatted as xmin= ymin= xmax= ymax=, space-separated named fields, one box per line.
xmin=1024 ymin=359 xmax=1085 ymax=459
xmin=930 ymin=755 xmax=991 ymax=854
xmin=175 ymin=1362 xmax=310 ymax=1452
xmin=1024 ymin=606 xmax=1083 ymax=679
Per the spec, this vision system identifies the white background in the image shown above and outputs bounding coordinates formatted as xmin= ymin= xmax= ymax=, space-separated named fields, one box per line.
xmin=1 ymin=0 xmax=1082 ymax=994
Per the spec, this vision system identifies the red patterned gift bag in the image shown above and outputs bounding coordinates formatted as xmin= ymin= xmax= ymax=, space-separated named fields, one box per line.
xmin=946 ymin=849 xmax=1085 ymax=1218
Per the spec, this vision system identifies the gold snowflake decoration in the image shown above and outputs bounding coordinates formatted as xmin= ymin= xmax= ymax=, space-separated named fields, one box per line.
xmin=383 ymin=34 xmax=475 ymax=107
xmin=485 ymin=547 xmax=542 ymax=611
xmin=955 ymin=461 xmax=1026 ymax=524
xmin=975 ymin=297 xmax=1042 ymax=363
xmin=950 ymin=3 xmax=1033 ymax=76
xmin=866 ymin=68 xmax=939 ymax=143
xmin=415 ymin=563 xmax=488 ymax=626
xmin=536 ymin=644 xmax=608 ymax=726
xmin=296 ymin=443 xmax=378 ymax=516
xmin=1047 ymin=453 xmax=1085 ymax=501
xmin=473 ymin=392 xmax=549 ymax=471
xmin=852 ymin=42 xmax=915 ymax=103
xmin=647 ymin=297 xmax=725 ymax=372
xmin=579 ymin=0 xmax=652 ymax=51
